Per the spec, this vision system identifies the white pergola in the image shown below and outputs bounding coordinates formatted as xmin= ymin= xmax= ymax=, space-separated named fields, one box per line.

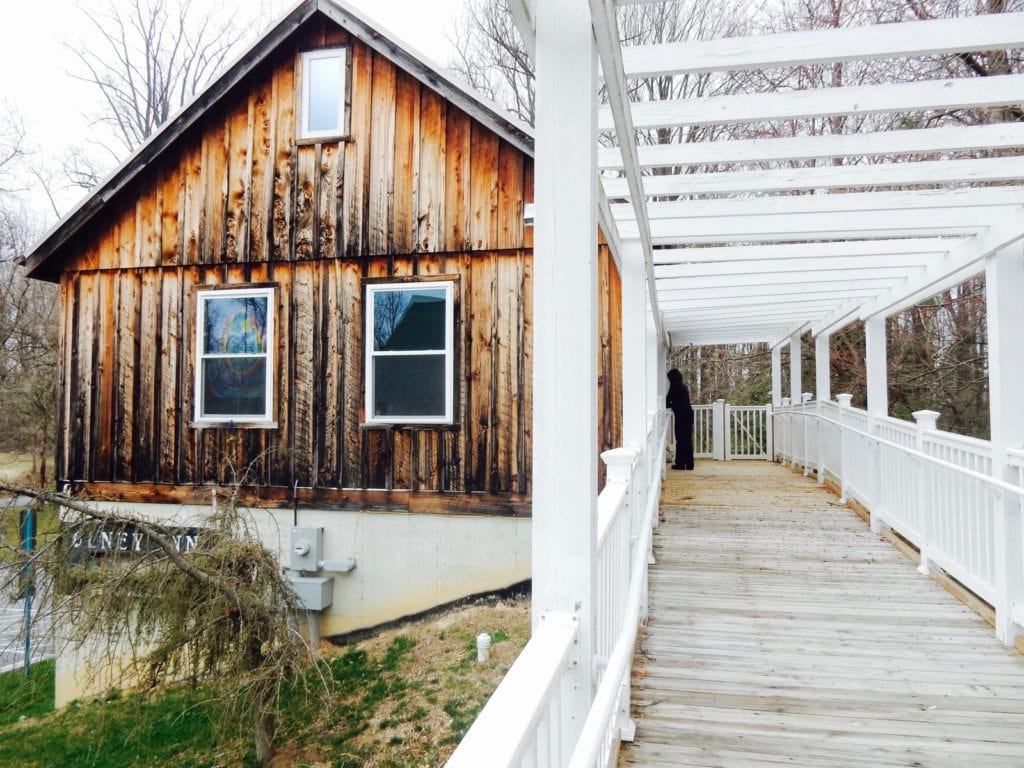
xmin=513 ymin=0 xmax=1024 ymax=730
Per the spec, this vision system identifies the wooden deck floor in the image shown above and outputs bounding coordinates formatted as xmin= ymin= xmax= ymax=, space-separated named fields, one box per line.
xmin=620 ymin=460 xmax=1024 ymax=768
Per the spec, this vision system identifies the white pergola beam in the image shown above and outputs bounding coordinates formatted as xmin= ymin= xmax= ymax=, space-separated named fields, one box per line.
xmin=621 ymin=13 xmax=1024 ymax=77
xmin=653 ymin=239 xmax=958 ymax=264
xmin=619 ymin=209 xmax=990 ymax=243
xmin=861 ymin=205 xmax=1024 ymax=319
xmin=656 ymin=272 xmax=914 ymax=292
xmin=600 ymin=74 xmax=1024 ymax=131
xmin=588 ymin=0 xmax=664 ymax=341
xmin=612 ymin=187 xmax=1024 ymax=221
xmin=507 ymin=0 xmax=536 ymax=60
xmin=603 ymin=155 xmax=1024 ymax=198
xmin=656 ymin=256 xmax=935 ymax=279
xmin=598 ymin=123 xmax=1024 ymax=170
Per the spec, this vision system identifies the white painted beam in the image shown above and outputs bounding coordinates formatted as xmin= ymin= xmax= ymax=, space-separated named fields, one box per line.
xmin=811 ymin=298 xmax=863 ymax=338
xmin=621 ymin=13 xmax=1024 ymax=77
xmin=656 ymin=284 xmax=887 ymax=303
xmin=598 ymin=123 xmax=1024 ymax=170
xmin=603 ymin=155 xmax=1024 ymax=198
xmin=815 ymin=333 xmax=831 ymax=404
xmin=790 ymin=330 xmax=803 ymax=403
xmin=588 ymin=0 xmax=664 ymax=342
xmin=656 ymin=272 xmax=911 ymax=292
xmin=620 ymin=209 xmax=989 ymax=244
xmin=611 ymin=187 xmax=1024 ymax=221
xmin=986 ymin=243 xmax=1024 ymax=646
xmin=621 ymin=240 xmax=647 ymax=444
xmin=653 ymin=239 xmax=957 ymax=265
xmin=865 ymin=315 xmax=888 ymax=418
xmin=861 ymin=206 xmax=1024 ymax=319
xmin=655 ymin=257 xmax=933 ymax=279
xmin=507 ymin=0 xmax=536 ymax=60
xmin=600 ymin=74 xmax=1024 ymax=131
xmin=531 ymin=0 xmax=596 ymax=747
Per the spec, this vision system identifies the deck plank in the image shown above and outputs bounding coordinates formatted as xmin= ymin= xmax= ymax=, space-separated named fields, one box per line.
xmin=621 ymin=461 xmax=1024 ymax=768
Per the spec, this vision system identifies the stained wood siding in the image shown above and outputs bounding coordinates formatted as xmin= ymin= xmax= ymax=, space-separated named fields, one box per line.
xmin=51 ymin=19 xmax=624 ymax=511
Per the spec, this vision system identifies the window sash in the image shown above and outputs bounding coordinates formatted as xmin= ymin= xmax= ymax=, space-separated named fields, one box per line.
xmin=194 ymin=288 xmax=275 ymax=424
xmin=300 ymin=48 xmax=347 ymax=139
xmin=366 ymin=282 xmax=454 ymax=424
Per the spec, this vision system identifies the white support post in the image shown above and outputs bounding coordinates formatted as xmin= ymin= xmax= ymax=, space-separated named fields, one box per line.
xmin=912 ymin=409 xmax=941 ymax=577
xmin=621 ymin=239 xmax=647 ymax=446
xmin=713 ymin=399 xmax=727 ymax=460
xmin=986 ymin=244 xmax=1024 ymax=646
xmin=815 ymin=333 xmax=831 ymax=405
xmin=532 ymin=0 xmax=597 ymax=745
xmin=771 ymin=345 xmax=783 ymax=408
xmin=836 ymin=393 xmax=852 ymax=503
xmin=789 ymin=331 xmax=803 ymax=405
xmin=865 ymin=315 xmax=889 ymax=420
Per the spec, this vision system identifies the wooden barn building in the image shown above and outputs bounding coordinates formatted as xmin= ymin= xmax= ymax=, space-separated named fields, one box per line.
xmin=23 ymin=0 xmax=624 ymax=686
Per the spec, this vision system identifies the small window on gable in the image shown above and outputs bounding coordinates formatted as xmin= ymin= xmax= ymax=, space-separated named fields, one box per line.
xmin=194 ymin=287 xmax=275 ymax=425
xmin=300 ymin=48 xmax=347 ymax=139
xmin=366 ymin=281 xmax=455 ymax=424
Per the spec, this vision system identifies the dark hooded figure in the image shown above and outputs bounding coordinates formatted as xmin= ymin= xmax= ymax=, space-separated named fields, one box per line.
xmin=666 ymin=368 xmax=694 ymax=470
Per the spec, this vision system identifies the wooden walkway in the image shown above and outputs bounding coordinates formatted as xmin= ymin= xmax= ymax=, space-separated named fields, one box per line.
xmin=621 ymin=461 xmax=1024 ymax=768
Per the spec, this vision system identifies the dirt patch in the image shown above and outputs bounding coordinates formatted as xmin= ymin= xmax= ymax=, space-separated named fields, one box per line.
xmin=308 ymin=593 xmax=531 ymax=767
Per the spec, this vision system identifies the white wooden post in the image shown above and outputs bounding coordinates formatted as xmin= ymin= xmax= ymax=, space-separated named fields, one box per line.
xmin=713 ymin=399 xmax=727 ymax=460
xmin=789 ymin=331 xmax=803 ymax=405
xmin=765 ymin=401 xmax=774 ymax=462
xmin=532 ymin=0 xmax=597 ymax=745
xmin=815 ymin=333 xmax=831 ymax=405
xmin=912 ymin=409 xmax=941 ymax=577
xmin=771 ymin=345 xmax=783 ymax=408
xmin=986 ymin=244 xmax=1024 ymax=646
xmin=836 ymin=393 xmax=853 ymax=503
xmin=802 ymin=393 xmax=813 ymax=476
xmin=621 ymin=239 xmax=647 ymax=447
xmin=865 ymin=315 xmax=889 ymax=420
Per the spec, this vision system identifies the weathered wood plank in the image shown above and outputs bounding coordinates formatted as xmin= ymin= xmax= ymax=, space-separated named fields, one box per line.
xmin=445 ymin=108 xmax=472 ymax=251
xmin=343 ymin=40 xmax=373 ymax=256
xmin=622 ymin=462 xmax=1024 ymax=768
xmin=469 ymin=123 xmax=499 ymax=251
xmin=368 ymin=53 xmax=397 ymax=255
xmin=271 ymin=61 xmax=295 ymax=261
xmin=417 ymin=89 xmax=446 ymax=253
xmin=393 ymin=72 xmax=419 ymax=255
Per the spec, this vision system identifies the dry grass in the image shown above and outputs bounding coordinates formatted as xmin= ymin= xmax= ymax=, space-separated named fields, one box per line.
xmin=0 ymin=453 xmax=34 ymax=485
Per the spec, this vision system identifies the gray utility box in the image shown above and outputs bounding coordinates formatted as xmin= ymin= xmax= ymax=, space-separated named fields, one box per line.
xmin=290 ymin=526 xmax=323 ymax=571
xmin=289 ymin=575 xmax=334 ymax=610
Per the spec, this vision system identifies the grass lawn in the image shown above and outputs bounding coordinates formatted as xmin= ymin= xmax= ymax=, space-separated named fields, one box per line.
xmin=0 ymin=597 xmax=529 ymax=767
xmin=0 ymin=453 xmax=36 ymax=485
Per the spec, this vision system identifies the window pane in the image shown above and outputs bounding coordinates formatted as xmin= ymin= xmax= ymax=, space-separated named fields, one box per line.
xmin=204 ymin=296 xmax=267 ymax=354
xmin=307 ymin=55 xmax=342 ymax=133
xmin=373 ymin=289 xmax=446 ymax=351
xmin=202 ymin=358 xmax=267 ymax=417
xmin=373 ymin=355 xmax=445 ymax=417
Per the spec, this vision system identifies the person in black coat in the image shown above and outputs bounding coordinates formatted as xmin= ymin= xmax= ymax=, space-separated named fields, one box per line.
xmin=666 ymin=368 xmax=694 ymax=470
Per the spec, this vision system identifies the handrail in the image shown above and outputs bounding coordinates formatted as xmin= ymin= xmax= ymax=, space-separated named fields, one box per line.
xmin=445 ymin=611 xmax=578 ymax=767
xmin=567 ymin=419 xmax=670 ymax=768
xmin=779 ymin=408 xmax=1024 ymax=500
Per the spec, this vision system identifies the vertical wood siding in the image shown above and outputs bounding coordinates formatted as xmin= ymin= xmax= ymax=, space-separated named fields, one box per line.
xmin=53 ymin=22 xmax=624 ymax=506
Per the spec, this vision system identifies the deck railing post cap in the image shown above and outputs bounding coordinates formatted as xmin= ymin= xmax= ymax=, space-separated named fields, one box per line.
xmin=912 ymin=409 xmax=941 ymax=430
xmin=836 ymin=393 xmax=853 ymax=408
xmin=781 ymin=397 xmax=792 ymax=407
xmin=801 ymin=392 xmax=814 ymax=403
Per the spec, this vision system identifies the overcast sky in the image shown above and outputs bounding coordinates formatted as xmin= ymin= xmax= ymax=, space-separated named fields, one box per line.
xmin=0 ymin=0 xmax=464 ymax=218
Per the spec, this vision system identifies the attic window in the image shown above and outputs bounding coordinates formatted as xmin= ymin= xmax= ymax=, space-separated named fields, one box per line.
xmin=300 ymin=48 xmax=347 ymax=139
xmin=194 ymin=287 xmax=275 ymax=426
xmin=365 ymin=281 xmax=455 ymax=424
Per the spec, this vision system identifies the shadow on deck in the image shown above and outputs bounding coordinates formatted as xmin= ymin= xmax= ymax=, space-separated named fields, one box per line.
xmin=622 ymin=461 xmax=1024 ymax=767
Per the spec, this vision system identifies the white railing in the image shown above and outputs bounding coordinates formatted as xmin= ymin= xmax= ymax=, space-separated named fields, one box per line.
xmin=775 ymin=398 xmax=1024 ymax=644
xmin=693 ymin=401 xmax=772 ymax=460
xmin=447 ymin=413 xmax=670 ymax=768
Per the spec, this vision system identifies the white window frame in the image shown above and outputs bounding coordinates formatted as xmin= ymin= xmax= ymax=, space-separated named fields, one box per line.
xmin=194 ymin=287 xmax=275 ymax=427
xmin=300 ymin=48 xmax=348 ymax=140
xmin=365 ymin=281 xmax=455 ymax=425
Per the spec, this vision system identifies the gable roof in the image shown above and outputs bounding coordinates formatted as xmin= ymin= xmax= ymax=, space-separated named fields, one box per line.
xmin=23 ymin=0 xmax=534 ymax=282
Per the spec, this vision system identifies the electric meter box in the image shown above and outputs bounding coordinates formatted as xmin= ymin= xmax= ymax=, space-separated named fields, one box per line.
xmin=289 ymin=527 xmax=323 ymax=571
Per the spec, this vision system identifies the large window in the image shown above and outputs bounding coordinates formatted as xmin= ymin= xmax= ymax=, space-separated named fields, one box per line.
xmin=194 ymin=287 xmax=275 ymax=425
xmin=300 ymin=48 xmax=347 ymax=139
xmin=366 ymin=281 xmax=455 ymax=424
